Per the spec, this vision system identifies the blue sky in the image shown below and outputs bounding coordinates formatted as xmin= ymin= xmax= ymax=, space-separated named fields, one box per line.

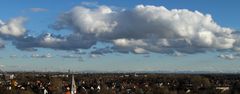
xmin=0 ymin=0 xmax=240 ymax=72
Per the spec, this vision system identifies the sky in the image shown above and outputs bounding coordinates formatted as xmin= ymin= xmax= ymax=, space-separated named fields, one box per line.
xmin=0 ymin=0 xmax=240 ymax=72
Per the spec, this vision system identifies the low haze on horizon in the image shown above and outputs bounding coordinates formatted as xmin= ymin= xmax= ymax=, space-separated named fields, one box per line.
xmin=0 ymin=0 xmax=240 ymax=72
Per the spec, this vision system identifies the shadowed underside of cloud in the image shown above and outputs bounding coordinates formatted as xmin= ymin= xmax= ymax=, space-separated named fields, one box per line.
xmin=12 ymin=33 xmax=97 ymax=51
xmin=1 ymin=5 xmax=240 ymax=55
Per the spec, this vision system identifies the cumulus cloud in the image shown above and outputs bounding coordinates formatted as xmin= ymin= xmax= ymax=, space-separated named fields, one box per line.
xmin=48 ymin=5 xmax=236 ymax=53
xmin=0 ymin=17 xmax=27 ymax=37
xmin=9 ymin=5 xmax=240 ymax=55
xmin=51 ymin=5 xmax=117 ymax=35
xmin=30 ymin=8 xmax=48 ymax=12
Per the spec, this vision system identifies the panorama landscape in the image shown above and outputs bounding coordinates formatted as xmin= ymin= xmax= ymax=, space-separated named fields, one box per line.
xmin=0 ymin=0 xmax=240 ymax=94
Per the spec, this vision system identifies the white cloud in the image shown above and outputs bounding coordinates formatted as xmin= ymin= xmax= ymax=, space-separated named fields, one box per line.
xmin=6 ymin=5 xmax=238 ymax=56
xmin=52 ymin=6 xmax=117 ymax=35
xmin=40 ymin=33 xmax=66 ymax=45
xmin=113 ymin=39 xmax=147 ymax=47
xmin=112 ymin=38 xmax=148 ymax=53
xmin=0 ymin=17 xmax=27 ymax=37
xmin=122 ymin=5 xmax=234 ymax=49
xmin=133 ymin=47 xmax=148 ymax=54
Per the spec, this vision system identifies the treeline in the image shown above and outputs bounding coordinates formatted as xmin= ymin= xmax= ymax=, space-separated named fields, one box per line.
xmin=0 ymin=73 xmax=240 ymax=94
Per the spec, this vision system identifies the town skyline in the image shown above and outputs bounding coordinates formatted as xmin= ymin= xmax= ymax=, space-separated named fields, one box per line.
xmin=0 ymin=0 xmax=240 ymax=72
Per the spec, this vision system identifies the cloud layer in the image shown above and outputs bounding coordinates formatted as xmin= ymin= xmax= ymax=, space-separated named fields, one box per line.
xmin=1 ymin=5 xmax=240 ymax=55
xmin=49 ymin=5 xmax=239 ymax=54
